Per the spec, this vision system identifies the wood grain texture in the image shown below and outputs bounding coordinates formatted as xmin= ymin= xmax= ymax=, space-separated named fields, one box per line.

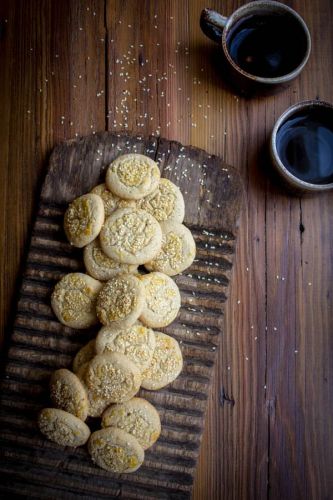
xmin=1 ymin=0 xmax=333 ymax=498
xmin=0 ymin=131 xmax=243 ymax=498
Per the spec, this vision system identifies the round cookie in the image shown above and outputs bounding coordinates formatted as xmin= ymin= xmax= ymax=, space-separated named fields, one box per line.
xmin=145 ymin=221 xmax=196 ymax=276
xmin=100 ymin=208 xmax=162 ymax=265
xmin=102 ymin=397 xmax=161 ymax=450
xmin=64 ymin=193 xmax=104 ymax=248
xmin=38 ymin=408 xmax=90 ymax=447
xmin=106 ymin=154 xmax=160 ymax=200
xmin=84 ymin=352 xmax=142 ymax=405
xmin=91 ymin=183 xmax=135 ymax=216
xmin=95 ymin=323 xmax=156 ymax=372
xmin=139 ymin=272 xmax=181 ymax=328
xmin=51 ymin=273 xmax=102 ymax=329
xmin=141 ymin=332 xmax=183 ymax=390
xmin=84 ymin=239 xmax=138 ymax=281
xmin=50 ymin=369 xmax=89 ymax=421
xmin=72 ymin=339 xmax=96 ymax=374
xmin=88 ymin=427 xmax=144 ymax=473
xmin=138 ymin=178 xmax=185 ymax=223
xmin=96 ymin=274 xmax=145 ymax=329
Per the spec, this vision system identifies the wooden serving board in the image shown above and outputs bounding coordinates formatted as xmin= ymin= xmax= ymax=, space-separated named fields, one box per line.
xmin=0 ymin=132 xmax=243 ymax=499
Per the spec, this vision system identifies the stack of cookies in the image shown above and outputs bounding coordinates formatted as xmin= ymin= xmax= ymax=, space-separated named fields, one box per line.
xmin=38 ymin=153 xmax=196 ymax=473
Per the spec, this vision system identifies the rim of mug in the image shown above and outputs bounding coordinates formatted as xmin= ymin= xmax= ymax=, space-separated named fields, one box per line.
xmin=221 ymin=0 xmax=312 ymax=84
xmin=270 ymin=100 xmax=333 ymax=192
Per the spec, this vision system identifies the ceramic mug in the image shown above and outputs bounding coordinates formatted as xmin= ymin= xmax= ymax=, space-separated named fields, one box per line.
xmin=200 ymin=1 xmax=311 ymax=95
xmin=270 ymin=100 xmax=333 ymax=193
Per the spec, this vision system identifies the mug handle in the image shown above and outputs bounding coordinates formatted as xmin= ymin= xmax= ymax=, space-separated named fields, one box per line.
xmin=200 ymin=8 xmax=228 ymax=43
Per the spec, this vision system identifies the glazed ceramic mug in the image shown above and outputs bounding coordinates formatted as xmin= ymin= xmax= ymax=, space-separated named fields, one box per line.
xmin=200 ymin=1 xmax=311 ymax=95
xmin=270 ymin=100 xmax=333 ymax=193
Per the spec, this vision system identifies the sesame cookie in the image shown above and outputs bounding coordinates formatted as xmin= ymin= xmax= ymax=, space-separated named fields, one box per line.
xmin=102 ymin=397 xmax=161 ymax=450
xmin=141 ymin=332 xmax=183 ymax=390
xmin=106 ymin=154 xmax=160 ymax=200
xmin=138 ymin=178 xmax=185 ymax=223
xmin=139 ymin=272 xmax=181 ymax=328
xmin=91 ymin=183 xmax=135 ymax=216
xmin=100 ymin=208 xmax=162 ymax=265
xmin=84 ymin=239 xmax=138 ymax=281
xmin=38 ymin=408 xmax=90 ymax=447
xmin=95 ymin=323 xmax=156 ymax=372
xmin=88 ymin=427 xmax=144 ymax=473
xmin=145 ymin=221 xmax=196 ymax=276
xmin=84 ymin=352 xmax=142 ymax=405
xmin=49 ymin=369 xmax=89 ymax=421
xmin=51 ymin=273 xmax=102 ymax=329
xmin=72 ymin=339 xmax=96 ymax=374
xmin=64 ymin=193 xmax=104 ymax=248
xmin=96 ymin=274 xmax=145 ymax=329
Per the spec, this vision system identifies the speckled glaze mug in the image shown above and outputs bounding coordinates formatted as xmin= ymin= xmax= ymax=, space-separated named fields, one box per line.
xmin=200 ymin=1 xmax=311 ymax=96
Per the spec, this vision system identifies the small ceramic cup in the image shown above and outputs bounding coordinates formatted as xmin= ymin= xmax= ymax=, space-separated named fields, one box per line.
xmin=200 ymin=1 xmax=311 ymax=96
xmin=270 ymin=100 xmax=333 ymax=193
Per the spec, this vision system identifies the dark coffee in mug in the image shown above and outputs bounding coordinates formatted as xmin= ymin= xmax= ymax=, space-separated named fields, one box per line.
xmin=276 ymin=107 xmax=333 ymax=185
xmin=226 ymin=13 xmax=308 ymax=78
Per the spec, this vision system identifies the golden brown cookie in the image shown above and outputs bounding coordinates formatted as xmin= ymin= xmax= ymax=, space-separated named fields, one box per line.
xmin=64 ymin=193 xmax=104 ymax=248
xmin=145 ymin=221 xmax=196 ymax=276
xmin=106 ymin=154 xmax=160 ymax=200
xmin=102 ymin=397 xmax=161 ymax=450
xmin=100 ymin=208 xmax=162 ymax=265
xmin=88 ymin=427 xmax=144 ymax=472
xmin=84 ymin=352 xmax=142 ymax=405
xmin=95 ymin=323 xmax=156 ymax=372
xmin=138 ymin=178 xmax=185 ymax=223
xmin=51 ymin=273 xmax=102 ymax=329
xmin=139 ymin=272 xmax=181 ymax=328
xmin=38 ymin=408 xmax=90 ymax=447
xmin=49 ymin=369 xmax=89 ymax=421
xmin=96 ymin=274 xmax=145 ymax=329
xmin=141 ymin=332 xmax=183 ymax=390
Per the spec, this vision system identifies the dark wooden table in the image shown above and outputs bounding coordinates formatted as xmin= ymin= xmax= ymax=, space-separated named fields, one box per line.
xmin=1 ymin=1 xmax=332 ymax=498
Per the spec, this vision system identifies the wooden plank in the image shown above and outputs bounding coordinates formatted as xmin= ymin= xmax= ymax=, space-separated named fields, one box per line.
xmin=0 ymin=0 xmax=105 ymax=353
xmin=0 ymin=131 xmax=243 ymax=497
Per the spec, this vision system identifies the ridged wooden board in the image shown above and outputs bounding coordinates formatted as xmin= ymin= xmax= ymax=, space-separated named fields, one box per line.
xmin=0 ymin=132 xmax=243 ymax=499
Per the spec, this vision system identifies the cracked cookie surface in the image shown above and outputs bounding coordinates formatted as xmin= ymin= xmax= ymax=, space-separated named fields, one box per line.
xmin=50 ymin=369 xmax=89 ymax=421
xmin=84 ymin=352 xmax=142 ymax=405
xmin=145 ymin=221 xmax=196 ymax=276
xmin=88 ymin=427 xmax=144 ymax=473
xmin=64 ymin=193 xmax=104 ymax=248
xmin=38 ymin=408 xmax=90 ymax=447
xmin=102 ymin=397 xmax=161 ymax=450
xmin=96 ymin=274 xmax=145 ymax=329
xmin=106 ymin=154 xmax=160 ymax=200
xmin=139 ymin=272 xmax=181 ymax=328
xmin=96 ymin=323 xmax=156 ymax=372
xmin=100 ymin=208 xmax=162 ymax=265
xmin=141 ymin=332 xmax=183 ymax=390
xmin=138 ymin=178 xmax=185 ymax=223
xmin=51 ymin=273 xmax=102 ymax=328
